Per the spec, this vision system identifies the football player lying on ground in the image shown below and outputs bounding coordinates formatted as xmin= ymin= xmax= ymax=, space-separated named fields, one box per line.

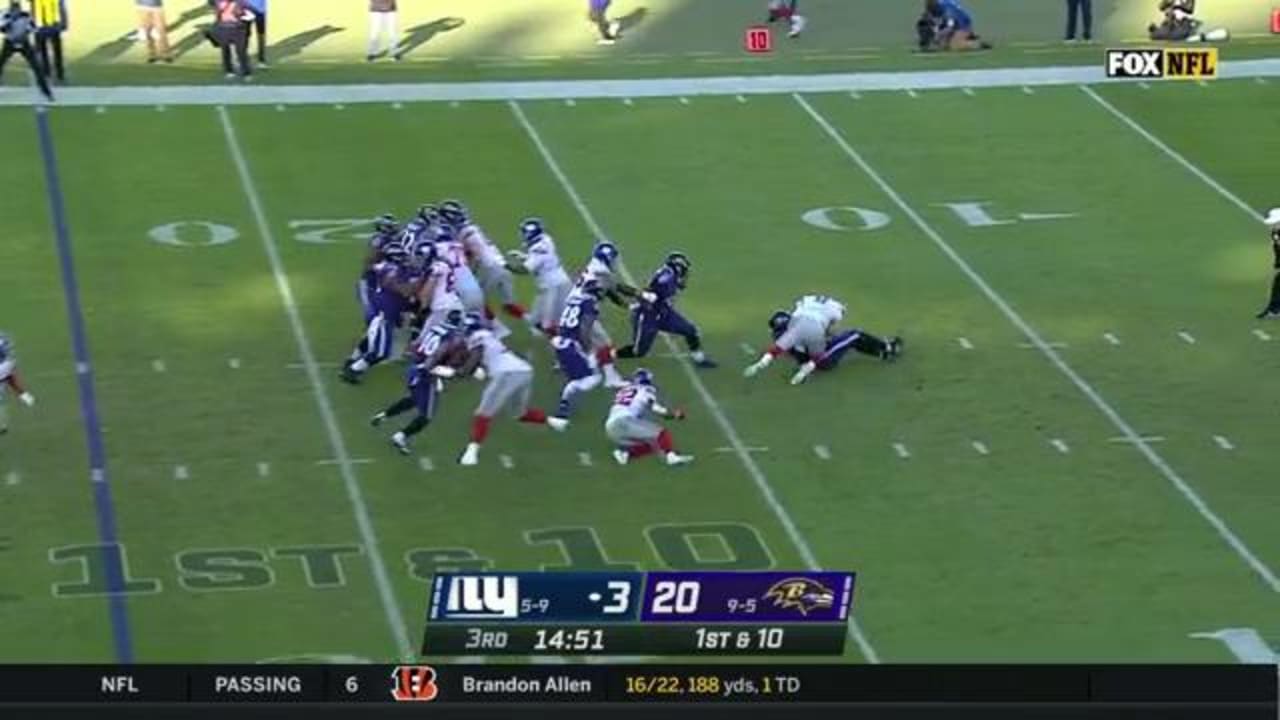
xmin=0 ymin=333 xmax=35 ymax=435
xmin=1148 ymin=0 xmax=1229 ymax=42
xmin=918 ymin=0 xmax=991 ymax=52
xmin=765 ymin=0 xmax=806 ymax=38
xmin=371 ymin=310 xmax=466 ymax=455
xmin=767 ymin=311 xmax=903 ymax=386
xmin=605 ymin=368 xmax=693 ymax=467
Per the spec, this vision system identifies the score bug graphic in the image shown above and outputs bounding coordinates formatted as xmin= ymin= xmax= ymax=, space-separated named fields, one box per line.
xmin=429 ymin=572 xmax=643 ymax=623
xmin=640 ymin=571 xmax=856 ymax=623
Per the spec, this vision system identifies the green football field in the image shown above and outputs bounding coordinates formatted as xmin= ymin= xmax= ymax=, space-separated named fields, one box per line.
xmin=1 ymin=1 xmax=1279 ymax=668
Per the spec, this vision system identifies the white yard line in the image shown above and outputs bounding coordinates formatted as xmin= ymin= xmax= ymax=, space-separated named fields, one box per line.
xmin=218 ymin=106 xmax=416 ymax=660
xmin=1082 ymin=86 xmax=1265 ymax=224
xmin=418 ymin=456 xmax=435 ymax=472
xmin=1050 ymin=438 xmax=1071 ymax=454
xmin=971 ymin=441 xmax=990 ymax=456
xmin=256 ymin=462 xmax=271 ymax=478
xmin=228 ymin=357 xmax=242 ymax=369
xmin=813 ymin=444 xmax=832 ymax=461
xmin=1177 ymin=331 xmax=1197 ymax=345
xmin=8 ymin=60 xmax=1279 ymax=107
xmin=1213 ymin=435 xmax=1235 ymax=451
xmin=174 ymin=465 xmax=189 ymax=480
xmin=578 ymin=452 xmax=594 ymax=467
xmin=499 ymin=454 xmax=516 ymax=470
xmin=1102 ymin=332 xmax=1121 ymax=346
xmin=509 ymin=99 xmax=881 ymax=664
xmin=1108 ymin=435 xmax=1165 ymax=444
xmin=796 ymin=93 xmax=1280 ymax=595
xmin=1253 ymin=329 xmax=1272 ymax=342
xmin=5 ymin=471 xmax=20 ymax=486
xmin=891 ymin=443 xmax=911 ymax=459
xmin=957 ymin=337 xmax=974 ymax=350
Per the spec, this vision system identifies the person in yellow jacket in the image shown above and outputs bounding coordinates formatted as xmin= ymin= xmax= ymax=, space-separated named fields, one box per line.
xmin=29 ymin=0 xmax=66 ymax=83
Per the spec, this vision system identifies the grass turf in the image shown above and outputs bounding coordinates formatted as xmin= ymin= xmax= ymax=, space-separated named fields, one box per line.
xmin=1 ymin=74 xmax=1277 ymax=662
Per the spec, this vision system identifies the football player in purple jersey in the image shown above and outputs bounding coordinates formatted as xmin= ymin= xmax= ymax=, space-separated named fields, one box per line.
xmin=616 ymin=253 xmax=717 ymax=369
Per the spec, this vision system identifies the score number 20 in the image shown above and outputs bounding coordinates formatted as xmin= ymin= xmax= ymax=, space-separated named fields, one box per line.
xmin=651 ymin=580 xmax=701 ymax=615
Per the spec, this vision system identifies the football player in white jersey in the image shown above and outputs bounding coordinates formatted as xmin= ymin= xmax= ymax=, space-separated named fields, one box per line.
xmin=440 ymin=200 xmax=528 ymax=323
xmin=764 ymin=310 xmax=903 ymax=386
xmin=454 ymin=313 xmax=553 ymax=466
xmin=744 ymin=294 xmax=847 ymax=379
xmin=432 ymin=220 xmax=485 ymax=315
xmin=507 ymin=218 xmax=572 ymax=337
xmin=605 ymin=368 xmax=693 ymax=466
xmin=413 ymin=232 xmax=465 ymax=337
xmin=574 ymin=241 xmax=633 ymax=388
xmin=0 ymin=333 xmax=36 ymax=435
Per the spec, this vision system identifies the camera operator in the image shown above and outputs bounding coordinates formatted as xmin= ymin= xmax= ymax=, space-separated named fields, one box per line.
xmin=0 ymin=0 xmax=53 ymax=100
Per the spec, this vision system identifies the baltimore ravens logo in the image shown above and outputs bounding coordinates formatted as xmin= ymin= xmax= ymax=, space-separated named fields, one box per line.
xmin=762 ymin=577 xmax=835 ymax=616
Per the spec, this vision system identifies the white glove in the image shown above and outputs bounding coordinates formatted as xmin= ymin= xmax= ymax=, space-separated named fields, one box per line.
xmin=18 ymin=392 xmax=34 ymax=407
xmin=430 ymin=366 xmax=457 ymax=379
xmin=790 ymin=361 xmax=817 ymax=386
xmin=743 ymin=357 xmax=769 ymax=378
xmin=472 ymin=367 xmax=487 ymax=382
xmin=640 ymin=291 xmax=658 ymax=304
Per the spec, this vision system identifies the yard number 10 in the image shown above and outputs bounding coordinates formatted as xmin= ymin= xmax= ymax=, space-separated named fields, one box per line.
xmin=651 ymin=580 xmax=701 ymax=614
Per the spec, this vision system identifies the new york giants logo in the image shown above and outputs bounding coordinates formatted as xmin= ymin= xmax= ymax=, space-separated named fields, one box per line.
xmin=443 ymin=575 xmax=520 ymax=619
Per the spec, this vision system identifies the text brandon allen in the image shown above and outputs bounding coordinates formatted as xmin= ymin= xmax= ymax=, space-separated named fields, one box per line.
xmin=461 ymin=674 xmax=593 ymax=695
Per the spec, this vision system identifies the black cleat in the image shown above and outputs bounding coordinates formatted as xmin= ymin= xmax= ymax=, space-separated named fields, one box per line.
xmin=370 ymin=412 xmax=386 ymax=427
xmin=884 ymin=337 xmax=905 ymax=361
xmin=339 ymin=363 xmax=362 ymax=385
xmin=693 ymin=356 xmax=719 ymax=369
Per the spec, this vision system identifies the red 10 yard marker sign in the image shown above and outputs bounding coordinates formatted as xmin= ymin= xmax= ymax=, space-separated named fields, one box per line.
xmin=745 ymin=25 xmax=773 ymax=53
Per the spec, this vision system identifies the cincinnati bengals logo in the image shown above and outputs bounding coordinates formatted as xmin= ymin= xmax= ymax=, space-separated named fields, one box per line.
xmin=390 ymin=665 xmax=439 ymax=702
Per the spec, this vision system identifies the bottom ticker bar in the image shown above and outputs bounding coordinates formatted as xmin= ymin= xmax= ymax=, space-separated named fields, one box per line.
xmin=0 ymin=665 xmax=1273 ymax=706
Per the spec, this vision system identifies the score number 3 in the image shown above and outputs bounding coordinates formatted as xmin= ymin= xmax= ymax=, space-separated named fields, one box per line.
xmin=602 ymin=580 xmax=631 ymax=614
xmin=651 ymin=580 xmax=700 ymax=615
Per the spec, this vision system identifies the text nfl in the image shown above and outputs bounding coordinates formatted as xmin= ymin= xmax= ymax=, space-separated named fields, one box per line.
xmin=1106 ymin=48 xmax=1219 ymax=80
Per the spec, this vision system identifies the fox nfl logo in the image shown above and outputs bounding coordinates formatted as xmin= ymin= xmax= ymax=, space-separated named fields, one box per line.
xmin=390 ymin=665 xmax=439 ymax=702
xmin=1106 ymin=48 xmax=1218 ymax=80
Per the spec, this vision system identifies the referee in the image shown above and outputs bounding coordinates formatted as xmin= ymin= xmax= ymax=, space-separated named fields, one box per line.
xmin=1257 ymin=208 xmax=1280 ymax=320
xmin=0 ymin=0 xmax=53 ymax=101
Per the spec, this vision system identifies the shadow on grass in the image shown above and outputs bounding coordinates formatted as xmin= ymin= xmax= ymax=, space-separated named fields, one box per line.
xmin=271 ymin=25 xmax=347 ymax=64
xmin=617 ymin=7 xmax=648 ymax=34
xmin=393 ymin=17 xmax=466 ymax=61
xmin=79 ymin=31 xmax=136 ymax=64
xmin=168 ymin=3 xmax=213 ymax=33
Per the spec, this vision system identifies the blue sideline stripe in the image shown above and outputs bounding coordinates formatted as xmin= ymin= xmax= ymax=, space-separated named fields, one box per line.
xmin=34 ymin=106 xmax=135 ymax=663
